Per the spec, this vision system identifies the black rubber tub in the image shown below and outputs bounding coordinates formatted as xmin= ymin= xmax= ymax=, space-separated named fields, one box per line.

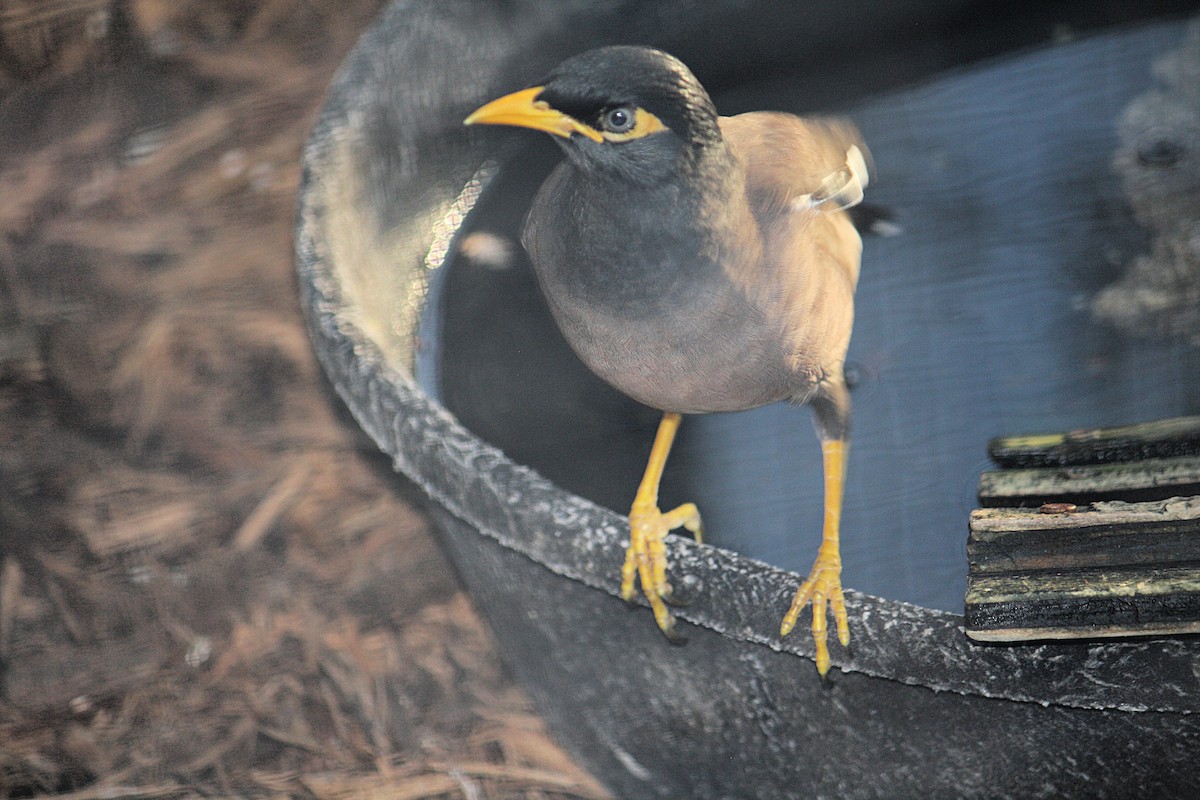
xmin=296 ymin=2 xmax=1200 ymax=797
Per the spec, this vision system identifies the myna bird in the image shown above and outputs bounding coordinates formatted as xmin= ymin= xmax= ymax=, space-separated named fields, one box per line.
xmin=465 ymin=45 xmax=867 ymax=676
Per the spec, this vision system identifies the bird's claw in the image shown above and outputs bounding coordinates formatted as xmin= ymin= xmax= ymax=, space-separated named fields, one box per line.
xmin=780 ymin=550 xmax=849 ymax=676
xmin=621 ymin=501 xmax=702 ymax=641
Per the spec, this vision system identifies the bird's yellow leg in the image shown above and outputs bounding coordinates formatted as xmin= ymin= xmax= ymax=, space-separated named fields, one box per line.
xmin=620 ymin=412 xmax=703 ymax=638
xmin=780 ymin=438 xmax=850 ymax=675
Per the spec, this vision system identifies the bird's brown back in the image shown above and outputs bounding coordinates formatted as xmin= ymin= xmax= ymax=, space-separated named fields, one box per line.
xmin=718 ymin=112 xmax=865 ymax=398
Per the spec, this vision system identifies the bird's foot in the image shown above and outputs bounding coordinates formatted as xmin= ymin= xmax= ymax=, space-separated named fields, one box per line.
xmin=620 ymin=500 xmax=702 ymax=641
xmin=780 ymin=548 xmax=849 ymax=676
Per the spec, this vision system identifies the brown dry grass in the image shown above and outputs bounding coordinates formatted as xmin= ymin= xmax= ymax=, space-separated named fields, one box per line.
xmin=0 ymin=2 xmax=610 ymax=797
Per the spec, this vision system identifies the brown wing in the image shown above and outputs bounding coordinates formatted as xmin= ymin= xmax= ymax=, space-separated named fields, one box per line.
xmin=719 ymin=112 xmax=869 ymax=216
xmin=718 ymin=112 xmax=867 ymax=407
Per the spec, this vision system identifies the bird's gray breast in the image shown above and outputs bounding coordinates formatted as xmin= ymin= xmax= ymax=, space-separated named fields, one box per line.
xmin=522 ymin=164 xmax=799 ymax=413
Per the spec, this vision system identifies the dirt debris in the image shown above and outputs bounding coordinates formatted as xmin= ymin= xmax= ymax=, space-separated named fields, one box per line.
xmin=0 ymin=2 xmax=610 ymax=797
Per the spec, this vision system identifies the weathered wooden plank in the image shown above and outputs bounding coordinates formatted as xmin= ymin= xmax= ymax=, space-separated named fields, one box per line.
xmin=965 ymin=497 xmax=1200 ymax=641
xmin=968 ymin=564 xmax=1200 ymax=604
xmin=966 ymin=564 xmax=1200 ymax=642
xmin=968 ymin=497 xmax=1200 ymax=574
xmin=970 ymin=496 xmax=1200 ymax=534
xmin=988 ymin=415 xmax=1200 ymax=469
xmin=977 ymin=455 xmax=1200 ymax=507
xmin=967 ymin=618 xmax=1200 ymax=643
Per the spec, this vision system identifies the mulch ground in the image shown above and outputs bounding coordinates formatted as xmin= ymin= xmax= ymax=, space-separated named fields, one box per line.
xmin=0 ymin=2 xmax=609 ymax=797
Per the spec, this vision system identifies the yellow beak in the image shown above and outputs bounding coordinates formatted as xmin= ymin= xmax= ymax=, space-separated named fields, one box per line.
xmin=464 ymin=86 xmax=604 ymax=143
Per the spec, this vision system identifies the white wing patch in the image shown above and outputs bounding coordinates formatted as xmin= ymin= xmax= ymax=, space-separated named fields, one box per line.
xmin=790 ymin=144 xmax=870 ymax=213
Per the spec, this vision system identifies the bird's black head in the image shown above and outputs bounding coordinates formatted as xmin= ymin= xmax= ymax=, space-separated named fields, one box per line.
xmin=465 ymin=46 xmax=722 ymax=182
xmin=537 ymin=46 xmax=721 ymax=148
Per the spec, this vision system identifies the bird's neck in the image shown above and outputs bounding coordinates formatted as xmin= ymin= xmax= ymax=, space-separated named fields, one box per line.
xmin=585 ymin=139 xmax=747 ymax=239
xmin=560 ymin=140 xmax=761 ymax=305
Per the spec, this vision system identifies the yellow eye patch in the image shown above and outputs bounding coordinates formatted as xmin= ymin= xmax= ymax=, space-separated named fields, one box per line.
xmin=600 ymin=107 xmax=667 ymax=142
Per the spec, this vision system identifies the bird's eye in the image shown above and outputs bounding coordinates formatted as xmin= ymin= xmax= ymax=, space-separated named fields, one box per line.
xmin=602 ymin=106 xmax=636 ymax=134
